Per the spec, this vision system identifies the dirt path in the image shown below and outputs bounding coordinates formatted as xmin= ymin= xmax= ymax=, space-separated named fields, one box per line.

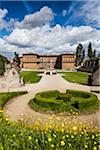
xmin=4 ymin=73 xmax=100 ymax=126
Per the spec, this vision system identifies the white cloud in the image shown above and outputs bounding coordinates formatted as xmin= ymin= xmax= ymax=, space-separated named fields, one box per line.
xmin=66 ymin=1 xmax=100 ymax=28
xmin=80 ymin=1 xmax=100 ymax=27
xmin=62 ymin=9 xmax=67 ymax=17
xmin=0 ymin=6 xmax=54 ymax=31
xmin=0 ymin=8 xmax=8 ymax=30
xmin=16 ymin=6 xmax=54 ymax=29
xmin=0 ymin=8 xmax=18 ymax=31
xmin=0 ymin=6 xmax=100 ymax=58
xmin=0 ymin=25 xmax=99 ymax=56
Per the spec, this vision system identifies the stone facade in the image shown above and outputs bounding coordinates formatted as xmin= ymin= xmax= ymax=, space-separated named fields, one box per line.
xmin=20 ymin=53 xmax=76 ymax=70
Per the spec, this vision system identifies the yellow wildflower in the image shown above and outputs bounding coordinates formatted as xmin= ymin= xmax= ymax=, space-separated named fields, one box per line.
xmin=53 ymin=134 xmax=56 ymax=138
xmin=21 ymin=118 xmax=24 ymax=121
xmin=51 ymin=144 xmax=54 ymax=148
xmin=85 ymin=145 xmax=88 ymax=148
xmin=94 ymin=141 xmax=97 ymax=145
xmin=71 ymin=135 xmax=74 ymax=139
xmin=72 ymin=126 xmax=77 ymax=131
xmin=52 ymin=114 xmax=55 ymax=117
xmin=0 ymin=109 xmax=3 ymax=113
xmin=94 ymin=146 xmax=97 ymax=150
xmin=57 ymin=117 xmax=60 ymax=121
xmin=60 ymin=112 xmax=63 ymax=116
xmin=61 ymin=123 xmax=64 ymax=127
xmin=28 ymin=136 xmax=32 ymax=141
xmin=20 ymin=132 xmax=23 ymax=136
xmin=5 ymin=118 xmax=9 ymax=122
xmin=74 ymin=132 xmax=76 ymax=135
xmin=62 ymin=136 xmax=65 ymax=139
xmin=68 ymin=121 xmax=71 ymax=124
xmin=81 ymin=132 xmax=84 ymax=135
xmin=13 ymin=134 xmax=15 ymax=137
xmin=61 ymin=141 xmax=65 ymax=146
xmin=61 ymin=128 xmax=64 ymax=133
xmin=75 ymin=112 xmax=78 ymax=115
xmin=92 ymin=135 xmax=95 ymax=139
xmin=48 ymin=137 xmax=52 ymax=142
xmin=66 ymin=135 xmax=69 ymax=138
xmin=35 ymin=139 xmax=38 ymax=142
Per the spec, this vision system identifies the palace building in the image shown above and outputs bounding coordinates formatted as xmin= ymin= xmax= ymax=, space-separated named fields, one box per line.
xmin=20 ymin=53 xmax=76 ymax=70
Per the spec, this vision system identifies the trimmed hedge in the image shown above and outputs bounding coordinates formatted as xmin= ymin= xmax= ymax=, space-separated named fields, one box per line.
xmin=29 ymin=90 xmax=99 ymax=113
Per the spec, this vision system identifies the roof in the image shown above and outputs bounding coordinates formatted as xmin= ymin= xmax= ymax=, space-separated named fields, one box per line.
xmin=23 ymin=53 xmax=37 ymax=56
xmin=22 ymin=52 xmax=75 ymax=57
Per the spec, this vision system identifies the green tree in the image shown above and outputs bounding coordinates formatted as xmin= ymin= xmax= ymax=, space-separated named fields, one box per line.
xmin=75 ymin=43 xmax=85 ymax=66
xmin=13 ymin=52 xmax=20 ymax=68
xmin=88 ymin=42 xmax=93 ymax=59
xmin=93 ymin=49 xmax=96 ymax=58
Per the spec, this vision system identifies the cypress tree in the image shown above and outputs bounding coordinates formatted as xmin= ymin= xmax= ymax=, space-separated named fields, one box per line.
xmin=88 ymin=42 xmax=93 ymax=59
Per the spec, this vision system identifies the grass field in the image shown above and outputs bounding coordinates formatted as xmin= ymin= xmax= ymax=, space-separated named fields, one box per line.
xmin=61 ymin=71 xmax=89 ymax=85
xmin=29 ymin=90 xmax=99 ymax=113
xmin=20 ymin=71 xmax=42 ymax=83
xmin=0 ymin=92 xmax=99 ymax=149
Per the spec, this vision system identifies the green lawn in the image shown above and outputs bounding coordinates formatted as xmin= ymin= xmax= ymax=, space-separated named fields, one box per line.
xmin=20 ymin=71 xmax=42 ymax=83
xmin=61 ymin=71 xmax=89 ymax=85
xmin=29 ymin=90 xmax=99 ymax=113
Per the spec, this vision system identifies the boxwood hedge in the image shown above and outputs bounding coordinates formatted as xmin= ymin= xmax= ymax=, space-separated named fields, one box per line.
xmin=29 ymin=90 xmax=99 ymax=113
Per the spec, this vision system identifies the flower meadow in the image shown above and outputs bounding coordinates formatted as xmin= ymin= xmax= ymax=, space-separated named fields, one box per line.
xmin=0 ymin=110 xmax=99 ymax=150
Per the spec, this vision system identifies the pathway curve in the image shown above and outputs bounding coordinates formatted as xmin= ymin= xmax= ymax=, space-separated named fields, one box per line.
xmin=4 ymin=73 xmax=100 ymax=126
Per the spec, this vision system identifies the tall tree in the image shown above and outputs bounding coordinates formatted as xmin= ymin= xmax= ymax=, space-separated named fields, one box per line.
xmin=13 ymin=52 xmax=20 ymax=68
xmin=88 ymin=42 xmax=93 ymax=59
xmin=75 ymin=43 xmax=84 ymax=66
xmin=93 ymin=49 xmax=96 ymax=58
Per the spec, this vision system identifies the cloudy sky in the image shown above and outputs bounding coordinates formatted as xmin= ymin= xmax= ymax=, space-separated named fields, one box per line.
xmin=0 ymin=1 xmax=100 ymax=58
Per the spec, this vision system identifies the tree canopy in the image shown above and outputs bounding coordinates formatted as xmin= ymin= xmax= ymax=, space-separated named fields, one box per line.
xmin=88 ymin=42 xmax=96 ymax=59
xmin=75 ymin=43 xmax=85 ymax=66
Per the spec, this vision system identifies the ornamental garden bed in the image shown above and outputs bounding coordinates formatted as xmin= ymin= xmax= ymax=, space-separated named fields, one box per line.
xmin=29 ymin=90 xmax=99 ymax=114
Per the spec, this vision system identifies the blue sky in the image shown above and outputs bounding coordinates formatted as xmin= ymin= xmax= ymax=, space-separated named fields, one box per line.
xmin=0 ymin=1 xmax=99 ymax=30
xmin=0 ymin=1 xmax=100 ymax=58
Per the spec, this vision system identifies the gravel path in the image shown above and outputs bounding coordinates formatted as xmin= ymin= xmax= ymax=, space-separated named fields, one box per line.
xmin=4 ymin=73 xmax=100 ymax=126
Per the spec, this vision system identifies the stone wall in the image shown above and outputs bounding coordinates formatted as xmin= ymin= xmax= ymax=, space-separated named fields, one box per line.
xmin=61 ymin=54 xmax=75 ymax=70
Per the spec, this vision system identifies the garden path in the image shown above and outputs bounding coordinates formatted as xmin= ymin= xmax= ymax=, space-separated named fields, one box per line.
xmin=4 ymin=73 xmax=100 ymax=126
